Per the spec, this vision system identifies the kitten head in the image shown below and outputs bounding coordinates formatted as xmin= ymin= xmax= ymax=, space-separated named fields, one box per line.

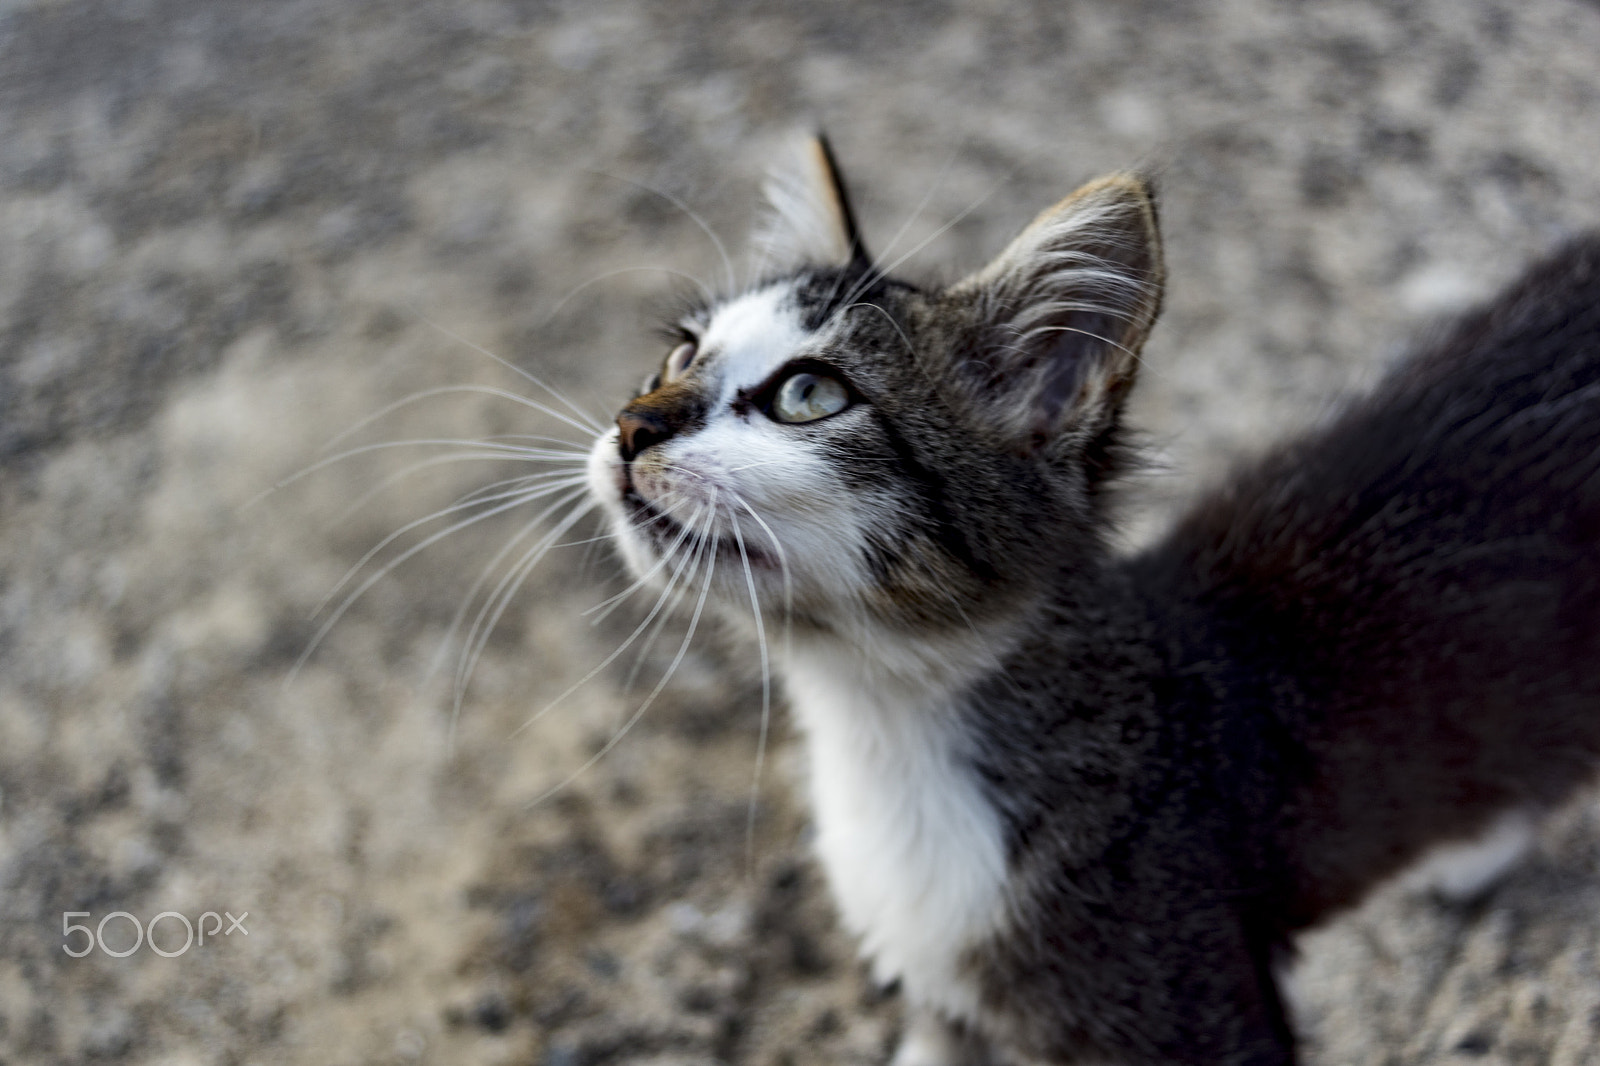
xmin=587 ymin=138 xmax=1163 ymax=645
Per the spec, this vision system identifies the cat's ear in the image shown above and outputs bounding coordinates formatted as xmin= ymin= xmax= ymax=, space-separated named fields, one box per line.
xmin=949 ymin=174 xmax=1164 ymax=456
xmin=750 ymin=134 xmax=869 ymax=272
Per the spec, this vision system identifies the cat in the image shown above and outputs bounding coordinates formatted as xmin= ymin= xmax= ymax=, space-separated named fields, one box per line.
xmin=583 ymin=136 xmax=1600 ymax=1066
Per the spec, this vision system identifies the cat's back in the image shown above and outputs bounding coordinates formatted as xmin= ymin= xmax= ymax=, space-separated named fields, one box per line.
xmin=1129 ymin=233 xmax=1600 ymax=925
xmin=1138 ymin=232 xmax=1600 ymax=655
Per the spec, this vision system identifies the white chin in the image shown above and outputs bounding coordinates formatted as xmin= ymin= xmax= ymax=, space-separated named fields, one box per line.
xmin=614 ymin=517 xmax=661 ymax=582
xmin=584 ymin=432 xmax=660 ymax=583
xmin=585 ymin=428 xmax=623 ymax=500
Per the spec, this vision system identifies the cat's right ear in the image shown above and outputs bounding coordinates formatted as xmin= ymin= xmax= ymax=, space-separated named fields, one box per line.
xmin=750 ymin=134 xmax=869 ymax=272
xmin=948 ymin=174 xmax=1164 ymax=458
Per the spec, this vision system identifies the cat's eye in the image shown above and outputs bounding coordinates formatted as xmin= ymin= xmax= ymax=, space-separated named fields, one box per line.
xmin=770 ymin=371 xmax=850 ymax=424
xmin=662 ymin=340 xmax=697 ymax=383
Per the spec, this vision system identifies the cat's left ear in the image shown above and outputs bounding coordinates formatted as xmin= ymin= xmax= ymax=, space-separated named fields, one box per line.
xmin=750 ymin=134 xmax=870 ymax=272
xmin=950 ymin=174 xmax=1164 ymax=456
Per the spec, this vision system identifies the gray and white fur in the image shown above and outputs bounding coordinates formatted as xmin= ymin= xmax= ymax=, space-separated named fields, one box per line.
xmin=585 ymin=136 xmax=1600 ymax=1065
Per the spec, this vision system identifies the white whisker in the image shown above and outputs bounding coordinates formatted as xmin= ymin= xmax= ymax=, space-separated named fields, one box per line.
xmin=445 ymin=470 xmax=589 ymax=511
xmin=449 ymin=495 xmax=600 ymax=749
xmin=724 ymin=458 xmax=792 ymax=473
xmin=414 ymin=315 xmax=608 ymax=435
xmin=734 ymin=497 xmax=793 ymax=657
xmin=870 ymin=144 xmax=963 ymax=274
xmin=423 ymin=493 xmax=569 ymax=688
xmin=586 ymin=170 xmax=735 ymax=294
xmin=523 ymin=489 xmax=721 ymax=808
xmin=332 ymin=462 xmax=582 ymax=529
xmin=730 ymin=505 xmax=772 ymax=873
xmin=1007 ymin=323 xmax=1164 ymax=379
xmin=543 ymin=265 xmax=718 ymax=325
xmin=621 ymin=510 xmax=715 ymax=684
xmin=251 ymin=436 xmax=588 ymax=511
xmin=480 ymin=433 xmax=597 ymax=448
xmin=842 ymin=300 xmax=927 ymax=376
xmin=582 ymin=496 xmax=700 ymax=622
xmin=511 ymin=502 xmax=708 ymax=739
xmin=620 ymin=574 xmax=688 ymax=694
xmin=838 ymin=171 xmax=1011 ymax=310
xmin=317 ymin=384 xmax=597 ymax=459
xmin=617 ymin=501 xmax=713 ymax=694
xmin=451 ymin=495 xmax=599 ymax=702
xmin=311 ymin=475 xmax=589 ymax=622
xmin=286 ymin=482 xmax=589 ymax=690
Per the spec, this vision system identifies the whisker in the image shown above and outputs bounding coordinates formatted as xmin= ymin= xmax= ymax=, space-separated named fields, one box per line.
xmin=842 ymin=300 xmax=927 ymax=374
xmin=523 ymin=489 xmax=721 ymax=808
xmin=423 ymin=491 xmax=570 ymax=688
xmin=730 ymin=506 xmax=772 ymax=873
xmin=512 ymin=500 xmax=709 ymax=739
xmin=318 ymin=384 xmax=597 ymax=458
xmin=311 ymin=475 xmax=589 ymax=622
xmin=586 ymin=170 xmax=736 ymax=294
xmin=542 ymin=265 xmax=717 ymax=326
xmin=449 ymin=495 xmax=600 ymax=749
xmin=249 ymin=436 xmax=588 ymax=511
xmin=618 ymin=499 xmax=711 ymax=692
xmin=446 ymin=470 xmax=589 ymax=510
xmin=286 ymin=482 xmax=589 ymax=690
xmin=723 ymin=455 xmax=897 ymax=474
xmin=451 ymin=495 xmax=601 ymax=697
xmin=331 ymin=461 xmax=582 ymax=529
xmin=310 ymin=437 xmax=588 ymax=462
xmin=582 ymin=496 xmax=700 ymax=621
xmin=541 ymin=529 xmax=630 ymax=550
xmin=868 ymin=142 xmax=964 ymax=275
xmin=733 ymin=497 xmax=793 ymax=649
xmin=619 ymin=575 xmax=687 ymax=693
xmin=724 ymin=458 xmax=789 ymax=474
xmin=1004 ymin=323 xmax=1167 ymax=381
xmin=838 ymin=170 xmax=1011 ymax=310
xmin=481 ymin=433 xmax=597 ymax=448
xmin=421 ymin=475 xmax=618 ymax=687
xmin=414 ymin=316 xmax=608 ymax=435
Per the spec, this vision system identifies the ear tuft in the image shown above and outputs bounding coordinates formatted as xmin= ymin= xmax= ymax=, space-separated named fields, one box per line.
xmin=950 ymin=174 xmax=1164 ymax=456
xmin=750 ymin=134 xmax=869 ymax=273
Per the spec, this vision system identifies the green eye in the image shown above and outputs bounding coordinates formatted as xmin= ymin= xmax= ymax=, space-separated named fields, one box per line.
xmin=771 ymin=372 xmax=850 ymax=424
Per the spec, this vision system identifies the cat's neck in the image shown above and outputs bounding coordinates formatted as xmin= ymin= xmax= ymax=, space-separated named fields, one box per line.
xmin=774 ymin=624 xmax=1013 ymax=1019
xmin=775 ymin=612 xmax=1020 ymax=699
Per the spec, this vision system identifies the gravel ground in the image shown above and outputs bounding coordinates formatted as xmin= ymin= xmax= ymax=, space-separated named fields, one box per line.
xmin=4 ymin=1 xmax=1600 ymax=1063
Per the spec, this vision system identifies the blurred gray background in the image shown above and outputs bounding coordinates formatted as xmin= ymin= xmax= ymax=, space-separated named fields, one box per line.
xmin=4 ymin=1 xmax=1600 ymax=1063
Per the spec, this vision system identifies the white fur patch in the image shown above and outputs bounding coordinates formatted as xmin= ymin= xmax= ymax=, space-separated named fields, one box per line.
xmin=701 ymin=285 xmax=811 ymax=404
xmin=781 ymin=639 xmax=1009 ymax=1021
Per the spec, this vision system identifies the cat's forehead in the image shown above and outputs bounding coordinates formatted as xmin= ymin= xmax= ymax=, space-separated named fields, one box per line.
xmin=691 ymin=281 xmax=820 ymax=391
xmin=686 ymin=271 xmax=919 ymax=396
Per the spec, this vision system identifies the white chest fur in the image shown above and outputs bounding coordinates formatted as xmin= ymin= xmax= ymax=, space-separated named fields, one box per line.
xmin=780 ymin=643 xmax=1009 ymax=1019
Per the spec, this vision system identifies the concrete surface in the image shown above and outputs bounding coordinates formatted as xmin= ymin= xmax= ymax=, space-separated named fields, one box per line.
xmin=4 ymin=0 xmax=1600 ymax=1063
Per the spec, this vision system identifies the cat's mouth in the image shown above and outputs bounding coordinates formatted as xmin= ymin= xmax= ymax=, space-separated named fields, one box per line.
xmin=623 ymin=490 xmax=777 ymax=571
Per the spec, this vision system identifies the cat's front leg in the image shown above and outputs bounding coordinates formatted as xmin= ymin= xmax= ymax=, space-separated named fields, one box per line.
xmin=891 ymin=1010 xmax=1002 ymax=1066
